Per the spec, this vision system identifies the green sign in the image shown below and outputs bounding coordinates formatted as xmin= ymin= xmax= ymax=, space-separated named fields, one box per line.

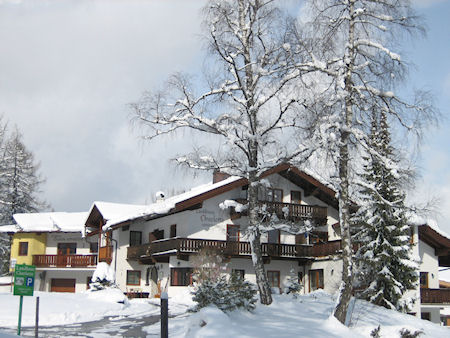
xmin=13 ymin=264 xmax=36 ymax=296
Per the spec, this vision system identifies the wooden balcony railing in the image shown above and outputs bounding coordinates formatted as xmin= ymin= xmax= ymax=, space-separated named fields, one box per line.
xmin=234 ymin=199 xmax=327 ymax=224
xmin=420 ymin=288 xmax=450 ymax=304
xmin=127 ymin=238 xmax=342 ymax=260
xmin=311 ymin=240 xmax=341 ymax=257
xmin=33 ymin=254 xmax=97 ymax=268
xmin=99 ymin=245 xmax=113 ymax=264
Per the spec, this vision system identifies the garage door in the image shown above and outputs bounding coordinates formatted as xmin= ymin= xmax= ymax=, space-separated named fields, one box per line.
xmin=51 ymin=279 xmax=76 ymax=293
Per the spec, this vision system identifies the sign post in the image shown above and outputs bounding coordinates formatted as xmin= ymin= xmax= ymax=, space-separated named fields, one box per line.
xmin=13 ymin=264 xmax=36 ymax=335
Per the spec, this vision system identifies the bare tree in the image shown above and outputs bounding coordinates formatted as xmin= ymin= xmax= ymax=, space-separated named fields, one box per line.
xmin=301 ymin=0 xmax=435 ymax=323
xmin=132 ymin=0 xmax=317 ymax=305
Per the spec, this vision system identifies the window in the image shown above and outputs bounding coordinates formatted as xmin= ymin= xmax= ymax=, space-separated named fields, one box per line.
xmin=170 ymin=224 xmax=177 ymax=238
xmin=421 ymin=312 xmax=431 ymax=321
xmin=149 ymin=229 xmax=164 ymax=242
xmin=18 ymin=242 xmax=28 ymax=256
xmin=126 ymin=270 xmax=141 ymax=286
xmin=295 ymin=234 xmax=307 ymax=245
xmin=57 ymin=243 xmax=77 ymax=255
xmin=227 ymin=224 xmax=240 ymax=241
xmin=420 ymin=272 xmax=428 ymax=288
xmin=258 ymin=187 xmax=283 ymax=202
xmin=267 ymin=271 xmax=280 ymax=288
xmin=309 ymin=269 xmax=324 ymax=291
xmin=89 ymin=242 xmax=98 ymax=253
xmin=171 ymin=268 xmax=193 ymax=286
xmin=298 ymin=272 xmax=303 ymax=285
xmin=130 ymin=231 xmax=142 ymax=247
xmin=232 ymin=269 xmax=245 ymax=280
xmin=291 ymin=191 xmax=301 ymax=204
xmin=268 ymin=229 xmax=280 ymax=244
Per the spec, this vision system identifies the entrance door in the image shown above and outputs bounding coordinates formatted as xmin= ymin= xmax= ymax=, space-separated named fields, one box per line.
xmin=51 ymin=278 xmax=76 ymax=293
xmin=57 ymin=243 xmax=77 ymax=266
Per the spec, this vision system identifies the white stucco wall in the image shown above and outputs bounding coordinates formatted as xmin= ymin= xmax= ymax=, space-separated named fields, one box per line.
xmin=35 ymin=269 xmax=95 ymax=293
xmin=45 ymin=232 xmax=96 ymax=255
xmin=112 ymin=172 xmax=340 ymax=297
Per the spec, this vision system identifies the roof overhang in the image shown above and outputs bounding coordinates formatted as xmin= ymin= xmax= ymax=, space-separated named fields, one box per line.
xmin=418 ymin=225 xmax=450 ymax=266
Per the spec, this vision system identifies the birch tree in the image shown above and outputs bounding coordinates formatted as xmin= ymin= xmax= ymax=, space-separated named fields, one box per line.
xmin=132 ymin=0 xmax=316 ymax=305
xmin=301 ymin=0 xmax=435 ymax=323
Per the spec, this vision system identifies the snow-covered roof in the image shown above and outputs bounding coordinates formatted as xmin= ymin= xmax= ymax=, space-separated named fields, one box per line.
xmin=10 ymin=212 xmax=88 ymax=233
xmin=90 ymin=201 xmax=149 ymax=221
xmin=408 ymin=213 xmax=450 ymax=240
xmin=99 ymin=175 xmax=243 ymax=231
xmin=0 ymin=224 xmax=20 ymax=233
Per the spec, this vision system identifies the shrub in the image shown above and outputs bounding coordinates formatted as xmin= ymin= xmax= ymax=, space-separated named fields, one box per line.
xmin=192 ymin=272 xmax=257 ymax=312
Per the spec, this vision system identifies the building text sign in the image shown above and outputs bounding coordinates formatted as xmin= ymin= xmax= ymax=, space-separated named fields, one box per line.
xmin=13 ymin=264 xmax=35 ymax=296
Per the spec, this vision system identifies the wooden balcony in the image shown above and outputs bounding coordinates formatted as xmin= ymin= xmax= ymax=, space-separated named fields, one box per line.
xmin=233 ymin=199 xmax=327 ymax=224
xmin=127 ymin=238 xmax=342 ymax=262
xmin=311 ymin=240 xmax=341 ymax=257
xmin=420 ymin=288 xmax=450 ymax=304
xmin=33 ymin=254 xmax=97 ymax=268
xmin=99 ymin=245 xmax=113 ymax=264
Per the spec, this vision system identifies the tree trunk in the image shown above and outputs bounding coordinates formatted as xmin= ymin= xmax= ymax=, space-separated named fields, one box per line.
xmin=334 ymin=0 xmax=355 ymax=324
xmin=248 ymin=169 xmax=272 ymax=305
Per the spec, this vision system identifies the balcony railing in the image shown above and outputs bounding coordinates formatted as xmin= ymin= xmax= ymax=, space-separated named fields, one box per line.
xmin=127 ymin=238 xmax=341 ymax=260
xmin=99 ymin=245 xmax=113 ymax=263
xmin=420 ymin=288 xmax=450 ymax=304
xmin=233 ymin=199 xmax=327 ymax=224
xmin=33 ymin=254 xmax=97 ymax=268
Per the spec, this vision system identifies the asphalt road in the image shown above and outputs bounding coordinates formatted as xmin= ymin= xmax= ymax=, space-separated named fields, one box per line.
xmin=0 ymin=313 xmax=161 ymax=337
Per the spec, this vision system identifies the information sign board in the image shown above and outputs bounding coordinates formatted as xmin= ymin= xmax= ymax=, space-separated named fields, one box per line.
xmin=13 ymin=264 xmax=36 ymax=297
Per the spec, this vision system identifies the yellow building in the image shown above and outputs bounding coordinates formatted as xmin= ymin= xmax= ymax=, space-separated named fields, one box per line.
xmin=10 ymin=232 xmax=47 ymax=269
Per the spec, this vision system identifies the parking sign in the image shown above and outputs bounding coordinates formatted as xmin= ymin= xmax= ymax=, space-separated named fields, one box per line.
xmin=13 ymin=264 xmax=36 ymax=296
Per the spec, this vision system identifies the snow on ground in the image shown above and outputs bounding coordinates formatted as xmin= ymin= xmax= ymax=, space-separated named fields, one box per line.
xmin=0 ymin=289 xmax=160 ymax=328
xmin=0 ymin=289 xmax=448 ymax=337
xmin=144 ymin=290 xmax=449 ymax=338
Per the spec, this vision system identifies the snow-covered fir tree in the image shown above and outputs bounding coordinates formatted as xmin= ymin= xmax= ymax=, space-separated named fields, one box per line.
xmin=300 ymin=0 xmax=436 ymax=322
xmin=0 ymin=125 xmax=48 ymax=274
xmin=353 ymin=110 xmax=418 ymax=311
xmin=1 ymin=129 xmax=48 ymax=223
xmin=285 ymin=267 xmax=302 ymax=297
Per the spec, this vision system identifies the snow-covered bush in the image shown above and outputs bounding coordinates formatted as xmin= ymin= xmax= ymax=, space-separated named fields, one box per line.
xmin=89 ymin=262 xmax=116 ymax=290
xmin=285 ymin=268 xmax=302 ymax=297
xmin=192 ymin=272 xmax=257 ymax=312
xmin=191 ymin=246 xmax=225 ymax=284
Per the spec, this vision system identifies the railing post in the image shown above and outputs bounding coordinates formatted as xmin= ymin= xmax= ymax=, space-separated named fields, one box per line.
xmin=161 ymin=292 xmax=168 ymax=338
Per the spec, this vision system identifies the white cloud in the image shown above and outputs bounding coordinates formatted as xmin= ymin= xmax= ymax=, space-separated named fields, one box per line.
xmin=0 ymin=0 xmax=208 ymax=212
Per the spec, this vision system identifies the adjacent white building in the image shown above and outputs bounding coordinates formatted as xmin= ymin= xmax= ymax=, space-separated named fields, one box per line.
xmin=1 ymin=212 xmax=98 ymax=293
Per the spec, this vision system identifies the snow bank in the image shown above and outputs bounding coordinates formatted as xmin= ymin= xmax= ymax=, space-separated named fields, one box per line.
xmin=91 ymin=262 xmax=115 ymax=284
xmin=0 ymin=291 xmax=158 ymax=327
xmin=144 ymin=291 xmax=449 ymax=337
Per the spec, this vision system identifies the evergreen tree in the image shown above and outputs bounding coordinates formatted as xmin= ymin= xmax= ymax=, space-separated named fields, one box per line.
xmin=285 ymin=268 xmax=302 ymax=297
xmin=353 ymin=110 xmax=418 ymax=311
xmin=0 ymin=125 xmax=48 ymax=275
xmin=1 ymin=129 xmax=48 ymax=223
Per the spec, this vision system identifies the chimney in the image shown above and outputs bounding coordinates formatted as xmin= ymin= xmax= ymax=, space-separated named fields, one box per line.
xmin=155 ymin=191 xmax=165 ymax=203
xmin=213 ymin=170 xmax=230 ymax=183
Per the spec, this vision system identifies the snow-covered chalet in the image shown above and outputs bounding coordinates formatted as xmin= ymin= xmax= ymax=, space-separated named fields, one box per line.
xmin=83 ymin=163 xmax=450 ymax=325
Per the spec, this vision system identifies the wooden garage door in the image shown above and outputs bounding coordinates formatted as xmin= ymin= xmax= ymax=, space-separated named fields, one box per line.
xmin=51 ymin=278 xmax=76 ymax=293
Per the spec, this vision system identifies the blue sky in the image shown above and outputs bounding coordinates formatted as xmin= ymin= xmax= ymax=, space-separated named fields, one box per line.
xmin=406 ymin=0 xmax=450 ymax=233
xmin=0 ymin=0 xmax=448 ymax=233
